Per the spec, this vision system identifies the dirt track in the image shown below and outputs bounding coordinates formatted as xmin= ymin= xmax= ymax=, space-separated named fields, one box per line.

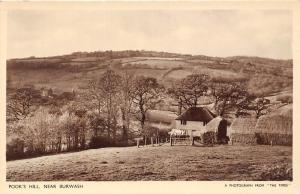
xmin=6 ymin=145 xmax=292 ymax=181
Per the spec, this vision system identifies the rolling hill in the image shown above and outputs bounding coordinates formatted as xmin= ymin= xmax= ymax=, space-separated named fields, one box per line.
xmin=7 ymin=50 xmax=293 ymax=97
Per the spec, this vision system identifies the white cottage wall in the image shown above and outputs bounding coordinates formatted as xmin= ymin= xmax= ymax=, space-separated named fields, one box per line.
xmin=175 ymin=120 xmax=206 ymax=136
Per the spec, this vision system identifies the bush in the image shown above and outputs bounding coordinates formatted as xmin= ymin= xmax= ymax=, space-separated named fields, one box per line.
xmin=201 ymin=132 xmax=217 ymax=145
xmin=6 ymin=138 xmax=25 ymax=160
xmin=114 ymin=139 xmax=136 ymax=147
xmin=217 ymin=136 xmax=230 ymax=144
xmin=89 ymin=136 xmax=114 ymax=148
xmin=158 ymin=130 xmax=170 ymax=141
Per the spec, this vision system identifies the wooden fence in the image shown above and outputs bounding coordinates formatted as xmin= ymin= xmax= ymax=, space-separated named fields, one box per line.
xmin=170 ymin=137 xmax=193 ymax=146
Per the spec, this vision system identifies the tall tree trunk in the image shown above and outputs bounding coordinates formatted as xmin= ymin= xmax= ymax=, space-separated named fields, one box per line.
xmin=74 ymin=128 xmax=79 ymax=150
xmin=121 ymin=108 xmax=128 ymax=145
xmin=139 ymin=99 xmax=146 ymax=131
xmin=112 ymin=116 xmax=117 ymax=143
xmin=57 ymin=136 xmax=61 ymax=152
xmin=141 ymin=112 xmax=146 ymax=131
xmin=107 ymin=120 xmax=111 ymax=141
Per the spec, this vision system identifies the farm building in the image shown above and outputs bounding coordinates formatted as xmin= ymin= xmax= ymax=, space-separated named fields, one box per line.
xmin=255 ymin=104 xmax=292 ymax=146
xmin=172 ymin=107 xmax=216 ymax=137
xmin=146 ymin=110 xmax=177 ymax=130
xmin=229 ymin=118 xmax=258 ymax=145
xmin=205 ymin=116 xmax=228 ymax=142
xmin=229 ymin=104 xmax=293 ymax=146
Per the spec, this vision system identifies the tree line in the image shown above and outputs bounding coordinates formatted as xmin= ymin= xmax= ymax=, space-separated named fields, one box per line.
xmin=7 ymin=69 xmax=274 ymax=160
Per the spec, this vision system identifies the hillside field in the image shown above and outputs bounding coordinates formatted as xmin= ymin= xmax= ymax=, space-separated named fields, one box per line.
xmin=6 ymin=145 xmax=292 ymax=181
xmin=7 ymin=51 xmax=293 ymax=96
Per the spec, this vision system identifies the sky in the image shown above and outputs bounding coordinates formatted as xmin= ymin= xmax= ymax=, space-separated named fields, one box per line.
xmin=7 ymin=9 xmax=292 ymax=59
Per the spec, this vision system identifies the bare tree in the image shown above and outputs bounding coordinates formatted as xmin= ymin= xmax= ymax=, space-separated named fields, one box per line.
xmin=86 ymin=79 xmax=104 ymax=116
xmin=98 ymin=70 xmax=122 ymax=142
xmin=16 ymin=108 xmax=55 ymax=154
xmin=59 ymin=111 xmax=79 ymax=151
xmin=85 ymin=70 xmax=121 ymax=142
xmin=119 ymin=71 xmax=135 ymax=144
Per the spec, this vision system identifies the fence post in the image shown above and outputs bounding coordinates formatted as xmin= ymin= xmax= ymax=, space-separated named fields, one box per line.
xmin=151 ymin=137 xmax=154 ymax=147
xmin=192 ymin=137 xmax=195 ymax=146
xmin=137 ymin=139 xmax=140 ymax=148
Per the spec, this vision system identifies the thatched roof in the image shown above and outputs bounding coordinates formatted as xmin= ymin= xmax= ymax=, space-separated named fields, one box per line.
xmin=275 ymin=104 xmax=292 ymax=117
xmin=175 ymin=107 xmax=216 ymax=122
xmin=256 ymin=104 xmax=292 ymax=135
xmin=229 ymin=118 xmax=258 ymax=135
xmin=205 ymin=116 xmax=223 ymax=132
xmin=147 ymin=110 xmax=177 ymax=124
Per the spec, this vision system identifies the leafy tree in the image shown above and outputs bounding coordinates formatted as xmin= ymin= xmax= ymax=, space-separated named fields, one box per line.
xmin=250 ymin=97 xmax=271 ymax=118
xmin=167 ymin=80 xmax=187 ymax=115
xmin=132 ymin=76 xmax=165 ymax=133
xmin=168 ymin=74 xmax=209 ymax=115
xmin=237 ymin=96 xmax=271 ymax=118
xmin=235 ymin=94 xmax=254 ymax=118
xmin=210 ymin=80 xmax=248 ymax=116
xmin=88 ymin=113 xmax=107 ymax=137
xmin=180 ymin=74 xmax=209 ymax=107
xmin=7 ymin=88 xmax=35 ymax=121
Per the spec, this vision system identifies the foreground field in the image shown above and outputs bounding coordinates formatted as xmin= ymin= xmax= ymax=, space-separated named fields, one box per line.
xmin=6 ymin=145 xmax=292 ymax=181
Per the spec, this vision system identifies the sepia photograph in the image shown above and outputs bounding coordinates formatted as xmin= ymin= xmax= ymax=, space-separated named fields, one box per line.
xmin=4 ymin=6 xmax=293 ymax=182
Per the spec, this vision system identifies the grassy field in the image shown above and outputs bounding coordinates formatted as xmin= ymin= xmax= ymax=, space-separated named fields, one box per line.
xmin=7 ymin=54 xmax=292 ymax=96
xmin=6 ymin=145 xmax=292 ymax=181
xmin=128 ymin=59 xmax=187 ymax=68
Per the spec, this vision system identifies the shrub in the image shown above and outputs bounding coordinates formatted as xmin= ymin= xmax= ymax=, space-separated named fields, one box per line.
xmin=89 ymin=136 xmax=114 ymax=148
xmin=114 ymin=139 xmax=136 ymax=147
xmin=6 ymin=138 xmax=25 ymax=160
xmin=201 ymin=132 xmax=217 ymax=145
